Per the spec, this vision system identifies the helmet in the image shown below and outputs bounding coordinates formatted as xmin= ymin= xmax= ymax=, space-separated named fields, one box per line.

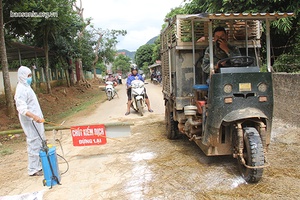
xmin=131 ymin=66 xmax=138 ymax=72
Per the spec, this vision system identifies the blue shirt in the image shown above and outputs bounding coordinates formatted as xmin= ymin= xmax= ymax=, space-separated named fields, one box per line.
xmin=126 ymin=74 xmax=144 ymax=88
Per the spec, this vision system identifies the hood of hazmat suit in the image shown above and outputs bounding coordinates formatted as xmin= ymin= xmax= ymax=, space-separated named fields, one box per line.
xmin=14 ymin=66 xmax=43 ymax=117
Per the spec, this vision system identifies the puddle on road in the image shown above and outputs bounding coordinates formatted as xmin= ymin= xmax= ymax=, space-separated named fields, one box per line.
xmin=115 ymin=144 xmax=248 ymax=199
xmin=129 ymin=151 xmax=156 ymax=162
xmin=123 ymin=151 xmax=156 ymax=199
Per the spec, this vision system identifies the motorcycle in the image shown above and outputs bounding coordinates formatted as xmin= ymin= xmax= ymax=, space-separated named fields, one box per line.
xmin=152 ymin=77 xmax=159 ymax=85
xmin=130 ymin=79 xmax=146 ymax=116
xmin=105 ymin=81 xmax=117 ymax=101
xmin=151 ymin=72 xmax=162 ymax=85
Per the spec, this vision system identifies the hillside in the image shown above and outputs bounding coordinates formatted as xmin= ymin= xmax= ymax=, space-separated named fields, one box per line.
xmin=117 ymin=35 xmax=158 ymax=61
xmin=117 ymin=49 xmax=136 ymax=60
xmin=146 ymin=35 xmax=159 ymax=45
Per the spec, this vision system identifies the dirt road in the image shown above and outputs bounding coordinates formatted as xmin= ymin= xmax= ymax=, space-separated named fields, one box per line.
xmin=1 ymin=80 xmax=300 ymax=200
xmin=64 ymin=81 xmax=165 ymax=126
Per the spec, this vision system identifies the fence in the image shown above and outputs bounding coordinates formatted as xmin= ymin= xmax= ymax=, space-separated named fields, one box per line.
xmin=0 ymin=68 xmax=94 ymax=94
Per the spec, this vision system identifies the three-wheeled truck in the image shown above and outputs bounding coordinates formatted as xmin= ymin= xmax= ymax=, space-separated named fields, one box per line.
xmin=160 ymin=13 xmax=293 ymax=183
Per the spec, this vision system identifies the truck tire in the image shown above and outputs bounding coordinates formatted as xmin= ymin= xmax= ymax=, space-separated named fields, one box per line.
xmin=165 ymin=101 xmax=178 ymax=140
xmin=238 ymin=127 xmax=264 ymax=183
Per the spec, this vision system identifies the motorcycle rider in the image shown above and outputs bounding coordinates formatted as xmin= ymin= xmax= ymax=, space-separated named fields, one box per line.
xmin=125 ymin=66 xmax=153 ymax=115
xmin=106 ymin=72 xmax=117 ymax=86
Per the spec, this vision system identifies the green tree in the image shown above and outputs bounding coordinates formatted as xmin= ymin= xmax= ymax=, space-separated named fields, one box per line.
xmin=141 ymin=62 xmax=149 ymax=77
xmin=3 ymin=0 xmax=38 ymax=41
xmin=151 ymin=37 xmax=161 ymax=63
xmin=135 ymin=44 xmax=154 ymax=68
xmin=112 ymin=54 xmax=131 ymax=75
xmin=30 ymin=0 xmax=79 ymax=94
xmin=1 ymin=0 xmax=49 ymax=117
xmin=73 ymin=0 xmax=94 ymax=85
xmin=74 ymin=28 xmax=94 ymax=71
xmin=182 ymin=0 xmax=299 ymax=72
xmin=50 ymin=27 xmax=81 ymax=87
xmin=91 ymin=28 xmax=126 ymax=79
xmin=98 ymin=45 xmax=116 ymax=69
xmin=0 ymin=0 xmax=15 ymax=117
xmin=96 ymin=62 xmax=106 ymax=78
xmin=6 ymin=0 xmax=81 ymax=93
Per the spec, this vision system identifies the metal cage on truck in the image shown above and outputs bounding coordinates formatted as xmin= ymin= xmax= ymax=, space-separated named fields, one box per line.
xmin=160 ymin=13 xmax=292 ymax=102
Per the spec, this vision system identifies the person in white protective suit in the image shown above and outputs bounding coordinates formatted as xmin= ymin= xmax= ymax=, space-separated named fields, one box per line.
xmin=14 ymin=66 xmax=46 ymax=176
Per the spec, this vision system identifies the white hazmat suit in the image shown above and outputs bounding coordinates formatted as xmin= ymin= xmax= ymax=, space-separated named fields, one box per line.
xmin=14 ymin=66 xmax=45 ymax=176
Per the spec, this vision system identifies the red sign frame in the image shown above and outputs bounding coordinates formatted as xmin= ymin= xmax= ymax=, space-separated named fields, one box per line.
xmin=70 ymin=124 xmax=107 ymax=146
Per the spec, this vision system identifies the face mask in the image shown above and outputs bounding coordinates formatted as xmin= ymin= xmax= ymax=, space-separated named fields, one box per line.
xmin=26 ymin=77 xmax=32 ymax=85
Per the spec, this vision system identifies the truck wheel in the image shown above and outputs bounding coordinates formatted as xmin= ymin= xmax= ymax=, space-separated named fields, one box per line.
xmin=165 ymin=101 xmax=178 ymax=140
xmin=137 ymin=99 xmax=144 ymax=116
xmin=238 ymin=127 xmax=264 ymax=183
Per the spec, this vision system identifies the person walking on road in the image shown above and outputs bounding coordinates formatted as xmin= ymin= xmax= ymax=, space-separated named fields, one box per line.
xmin=125 ymin=66 xmax=153 ymax=115
xmin=14 ymin=66 xmax=45 ymax=176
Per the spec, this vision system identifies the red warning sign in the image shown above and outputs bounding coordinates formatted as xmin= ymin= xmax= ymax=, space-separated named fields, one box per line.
xmin=70 ymin=125 xmax=107 ymax=146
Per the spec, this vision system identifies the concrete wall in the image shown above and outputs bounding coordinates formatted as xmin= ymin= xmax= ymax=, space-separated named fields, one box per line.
xmin=0 ymin=71 xmax=18 ymax=95
xmin=273 ymin=73 xmax=300 ymax=126
xmin=0 ymin=70 xmax=94 ymax=95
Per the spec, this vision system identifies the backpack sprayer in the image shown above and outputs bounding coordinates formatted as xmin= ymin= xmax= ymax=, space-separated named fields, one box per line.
xmin=32 ymin=121 xmax=68 ymax=188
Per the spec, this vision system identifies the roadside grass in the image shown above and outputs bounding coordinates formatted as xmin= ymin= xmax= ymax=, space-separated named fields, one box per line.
xmin=0 ymin=146 xmax=14 ymax=156
xmin=46 ymin=88 xmax=108 ymax=125
xmin=0 ymin=134 xmax=24 ymax=156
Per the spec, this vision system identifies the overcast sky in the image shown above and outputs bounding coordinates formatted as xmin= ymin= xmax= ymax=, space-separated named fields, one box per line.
xmin=80 ymin=0 xmax=184 ymax=51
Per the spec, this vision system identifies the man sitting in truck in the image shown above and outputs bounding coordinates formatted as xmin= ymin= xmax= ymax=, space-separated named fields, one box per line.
xmin=201 ymin=26 xmax=241 ymax=74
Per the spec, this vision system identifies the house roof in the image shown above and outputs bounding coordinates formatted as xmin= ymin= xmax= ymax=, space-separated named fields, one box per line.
xmin=5 ymin=41 xmax=55 ymax=61
xmin=181 ymin=12 xmax=294 ymax=21
xmin=148 ymin=60 xmax=161 ymax=69
xmin=148 ymin=63 xmax=161 ymax=69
